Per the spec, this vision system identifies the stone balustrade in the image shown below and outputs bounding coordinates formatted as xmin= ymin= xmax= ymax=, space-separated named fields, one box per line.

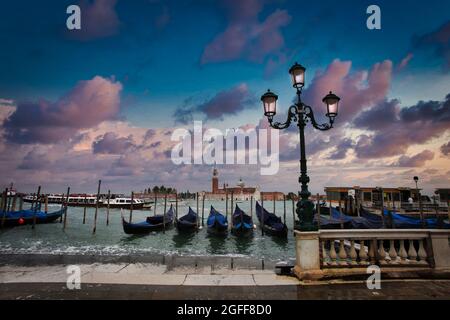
xmin=319 ymin=230 xmax=431 ymax=268
xmin=294 ymin=229 xmax=450 ymax=280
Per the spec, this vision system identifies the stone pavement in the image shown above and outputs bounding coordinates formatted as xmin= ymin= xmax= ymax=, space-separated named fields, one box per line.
xmin=1 ymin=263 xmax=450 ymax=299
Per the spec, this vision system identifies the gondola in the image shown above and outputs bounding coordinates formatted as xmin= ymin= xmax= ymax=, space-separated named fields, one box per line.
xmin=329 ymin=207 xmax=383 ymax=229
xmin=359 ymin=207 xmax=450 ymax=229
xmin=0 ymin=208 xmax=65 ymax=228
xmin=207 ymin=206 xmax=228 ymax=236
xmin=175 ymin=207 xmax=199 ymax=232
xmin=255 ymin=202 xmax=288 ymax=237
xmin=231 ymin=205 xmax=253 ymax=237
xmin=122 ymin=205 xmax=174 ymax=235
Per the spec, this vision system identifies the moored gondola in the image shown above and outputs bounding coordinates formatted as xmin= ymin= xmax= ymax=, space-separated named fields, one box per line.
xmin=175 ymin=207 xmax=199 ymax=232
xmin=255 ymin=202 xmax=287 ymax=237
xmin=231 ymin=205 xmax=253 ymax=237
xmin=207 ymin=206 xmax=228 ymax=236
xmin=0 ymin=208 xmax=65 ymax=228
xmin=122 ymin=205 xmax=174 ymax=235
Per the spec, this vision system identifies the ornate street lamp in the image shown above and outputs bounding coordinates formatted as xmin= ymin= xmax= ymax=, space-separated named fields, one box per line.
xmin=413 ymin=176 xmax=425 ymax=227
xmin=261 ymin=62 xmax=340 ymax=231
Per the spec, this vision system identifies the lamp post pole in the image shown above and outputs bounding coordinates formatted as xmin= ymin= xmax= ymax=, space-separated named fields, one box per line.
xmin=261 ymin=63 xmax=341 ymax=232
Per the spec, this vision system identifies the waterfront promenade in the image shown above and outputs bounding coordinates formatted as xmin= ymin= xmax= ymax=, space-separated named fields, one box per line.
xmin=1 ymin=254 xmax=450 ymax=299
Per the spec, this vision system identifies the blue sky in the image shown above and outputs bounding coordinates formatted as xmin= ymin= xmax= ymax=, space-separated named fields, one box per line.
xmin=1 ymin=0 xmax=449 ymax=126
xmin=0 ymin=0 xmax=449 ymax=194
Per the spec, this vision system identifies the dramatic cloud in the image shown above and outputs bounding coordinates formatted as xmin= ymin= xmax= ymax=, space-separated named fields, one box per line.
xmin=302 ymin=59 xmax=393 ymax=123
xmin=201 ymin=0 xmax=291 ymax=64
xmin=327 ymin=138 xmax=354 ymax=160
xmin=174 ymin=84 xmax=255 ymax=123
xmin=72 ymin=0 xmax=121 ymax=41
xmin=393 ymin=150 xmax=435 ymax=167
xmin=397 ymin=53 xmax=414 ymax=71
xmin=92 ymin=132 xmax=136 ymax=154
xmin=413 ymin=20 xmax=450 ymax=71
xmin=3 ymin=76 xmax=122 ymax=144
xmin=441 ymin=141 xmax=450 ymax=156
xmin=354 ymin=94 xmax=450 ymax=158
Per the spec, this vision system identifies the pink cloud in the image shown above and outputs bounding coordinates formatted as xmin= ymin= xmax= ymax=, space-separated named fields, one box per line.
xmin=302 ymin=59 xmax=393 ymax=123
xmin=393 ymin=150 xmax=435 ymax=167
xmin=4 ymin=76 xmax=122 ymax=144
xmin=397 ymin=53 xmax=414 ymax=71
xmin=201 ymin=1 xmax=291 ymax=64
xmin=72 ymin=0 xmax=121 ymax=41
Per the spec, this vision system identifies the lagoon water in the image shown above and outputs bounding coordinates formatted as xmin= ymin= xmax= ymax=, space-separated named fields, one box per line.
xmin=0 ymin=200 xmax=297 ymax=262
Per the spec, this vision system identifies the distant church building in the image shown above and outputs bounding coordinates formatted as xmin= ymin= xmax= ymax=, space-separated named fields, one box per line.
xmin=204 ymin=166 xmax=261 ymax=201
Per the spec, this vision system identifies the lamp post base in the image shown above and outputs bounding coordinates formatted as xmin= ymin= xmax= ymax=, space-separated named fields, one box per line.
xmin=295 ymin=199 xmax=318 ymax=232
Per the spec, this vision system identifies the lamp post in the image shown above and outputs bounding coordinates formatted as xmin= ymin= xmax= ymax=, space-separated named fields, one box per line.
xmin=261 ymin=62 xmax=340 ymax=231
xmin=414 ymin=176 xmax=425 ymax=227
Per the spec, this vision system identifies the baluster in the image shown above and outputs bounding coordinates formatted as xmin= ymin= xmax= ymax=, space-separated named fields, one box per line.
xmin=338 ymin=240 xmax=348 ymax=265
xmin=349 ymin=240 xmax=357 ymax=265
xmin=398 ymin=240 xmax=408 ymax=262
xmin=408 ymin=240 xmax=418 ymax=263
xmin=417 ymin=239 xmax=428 ymax=265
xmin=329 ymin=239 xmax=338 ymax=266
xmin=378 ymin=240 xmax=387 ymax=264
xmin=388 ymin=240 xmax=398 ymax=264
xmin=359 ymin=240 xmax=369 ymax=265
xmin=368 ymin=240 xmax=377 ymax=264
xmin=322 ymin=240 xmax=329 ymax=266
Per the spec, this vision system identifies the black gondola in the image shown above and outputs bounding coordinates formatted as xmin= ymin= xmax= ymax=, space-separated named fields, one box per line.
xmin=207 ymin=206 xmax=228 ymax=236
xmin=175 ymin=207 xmax=199 ymax=232
xmin=231 ymin=205 xmax=253 ymax=237
xmin=122 ymin=205 xmax=174 ymax=235
xmin=0 ymin=208 xmax=65 ymax=228
xmin=255 ymin=202 xmax=288 ymax=237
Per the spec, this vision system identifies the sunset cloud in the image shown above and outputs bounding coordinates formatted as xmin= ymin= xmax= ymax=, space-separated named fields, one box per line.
xmin=353 ymin=94 xmax=450 ymax=158
xmin=3 ymin=76 xmax=122 ymax=144
xmin=174 ymin=84 xmax=255 ymax=123
xmin=393 ymin=150 xmax=435 ymax=167
xmin=201 ymin=0 xmax=291 ymax=64
xmin=302 ymin=59 xmax=393 ymax=123
xmin=71 ymin=0 xmax=121 ymax=41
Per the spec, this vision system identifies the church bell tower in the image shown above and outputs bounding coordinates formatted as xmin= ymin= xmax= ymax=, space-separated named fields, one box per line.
xmin=212 ymin=165 xmax=219 ymax=193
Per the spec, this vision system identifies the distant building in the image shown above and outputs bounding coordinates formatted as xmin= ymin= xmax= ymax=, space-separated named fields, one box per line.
xmin=435 ymin=188 xmax=450 ymax=202
xmin=261 ymin=192 xmax=285 ymax=201
xmin=324 ymin=186 xmax=421 ymax=207
xmin=204 ymin=167 xmax=261 ymax=201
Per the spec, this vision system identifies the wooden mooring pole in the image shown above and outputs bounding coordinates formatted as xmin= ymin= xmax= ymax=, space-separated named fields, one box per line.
xmin=82 ymin=195 xmax=87 ymax=224
xmin=273 ymin=192 xmax=276 ymax=215
xmin=283 ymin=194 xmax=286 ymax=225
xmin=32 ymin=186 xmax=41 ymax=230
xmin=231 ymin=191 xmax=234 ymax=226
xmin=202 ymin=193 xmax=205 ymax=227
xmin=106 ymin=190 xmax=111 ymax=226
xmin=175 ymin=193 xmax=178 ymax=220
xmin=292 ymin=198 xmax=295 ymax=231
xmin=261 ymin=197 xmax=265 ymax=236
xmin=154 ymin=192 xmax=158 ymax=216
xmin=163 ymin=194 xmax=167 ymax=234
xmin=196 ymin=192 xmax=199 ymax=228
xmin=129 ymin=191 xmax=134 ymax=223
xmin=250 ymin=196 xmax=254 ymax=223
xmin=225 ymin=191 xmax=228 ymax=221
xmin=92 ymin=181 xmax=101 ymax=234
xmin=11 ymin=194 xmax=17 ymax=212
xmin=1 ymin=189 xmax=7 ymax=228
xmin=19 ymin=195 xmax=23 ymax=211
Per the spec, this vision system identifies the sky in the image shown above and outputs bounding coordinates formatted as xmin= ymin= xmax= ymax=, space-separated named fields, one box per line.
xmin=0 ymin=0 xmax=449 ymax=195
